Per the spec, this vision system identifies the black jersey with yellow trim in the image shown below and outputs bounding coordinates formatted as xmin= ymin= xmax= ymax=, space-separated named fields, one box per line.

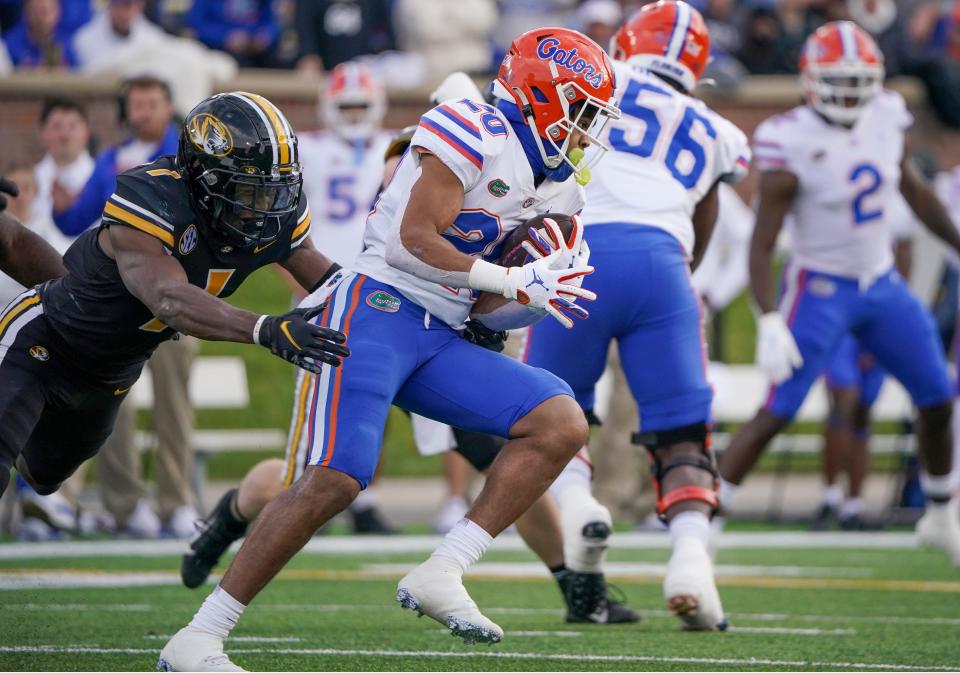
xmin=39 ymin=156 xmax=312 ymax=380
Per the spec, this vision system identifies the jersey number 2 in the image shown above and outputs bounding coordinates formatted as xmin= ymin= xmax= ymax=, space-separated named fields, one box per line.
xmin=849 ymin=163 xmax=884 ymax=225
xmin=608 ymin=79 xmax=717 ymax=189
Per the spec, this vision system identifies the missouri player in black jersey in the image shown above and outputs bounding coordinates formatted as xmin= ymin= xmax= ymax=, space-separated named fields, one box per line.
xmin=0 ymin=93 xmax=350 ymax=499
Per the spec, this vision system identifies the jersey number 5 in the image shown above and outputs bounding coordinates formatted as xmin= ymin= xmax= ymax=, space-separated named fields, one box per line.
xmin=608 ymin=79 xmax=717 ymax=189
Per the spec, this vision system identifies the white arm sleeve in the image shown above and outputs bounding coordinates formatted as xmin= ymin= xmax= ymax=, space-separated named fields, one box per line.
xmin=471 ymin=300 xmax=546 ymax=331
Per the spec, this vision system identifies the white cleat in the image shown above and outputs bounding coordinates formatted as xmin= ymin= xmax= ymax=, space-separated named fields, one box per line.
xmin=396 ymin=555 xmax=503 ymax=645
xmin=157 ymin=626 xmax=245 ymax=672
xmin=559 ymin=489 xmax=612 ymax=573
xmin=434 ymin=496 xmax=469 ymax=535
xmin=663 ymin=538 xmax=727 ymax=631
xmin=916 ymin=503 xmax=960 ymax=566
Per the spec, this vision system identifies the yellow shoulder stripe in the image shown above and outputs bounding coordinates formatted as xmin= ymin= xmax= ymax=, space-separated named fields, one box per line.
xmin=103 ymin=202 xmax=175 ymax=247
xmin=0 ymin=294 xmax=40 ymax=339
xmin=292 ymin=210 xmax=311 ymax=240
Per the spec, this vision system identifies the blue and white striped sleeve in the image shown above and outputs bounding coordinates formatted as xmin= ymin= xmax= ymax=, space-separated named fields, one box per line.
xmin=412 ymin=103 xmax=487 ymax=190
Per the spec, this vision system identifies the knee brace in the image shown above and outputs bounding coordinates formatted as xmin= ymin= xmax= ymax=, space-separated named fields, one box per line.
xmin=636 ymin=422 xmax=719 ymax=518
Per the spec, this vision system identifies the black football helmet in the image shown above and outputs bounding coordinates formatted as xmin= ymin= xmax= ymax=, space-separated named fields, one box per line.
xmin=177 ymin=92 xmax=302 ymax=248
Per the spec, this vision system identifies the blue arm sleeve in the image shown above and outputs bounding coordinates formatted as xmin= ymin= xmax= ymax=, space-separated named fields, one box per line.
xmin=52 ymin=157 xmax=116 ymax=236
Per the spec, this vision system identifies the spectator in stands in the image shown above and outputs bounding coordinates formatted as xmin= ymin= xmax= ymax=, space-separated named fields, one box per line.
xmin=32 ymin=97 xmax=92 ymax=253
xmin=72 ymin=0 xmax=165 ymax=72
xmin=295 ymin=0 xmax=394 ymax=73
xmin=58 ymin=0 xmax=92 ymax=35
xmin=4 ymin=0 xmax=78 ymax=69
xmin=573 ymin=0 xmax=621 ymax=49
xmin=49 ymin=77 xmax=197 ymax=539
xmin=393 ymin=0 xmax=497 ymax=82
xmin=737 ymin=4 xmax=799 ymax=74
xmin=492 ymin=0 xmax=578 ymax=62
xmin=186 ymin=0 xmax=279 ymax=68
xmin=51 ymin=75 xmax=177 ymax=236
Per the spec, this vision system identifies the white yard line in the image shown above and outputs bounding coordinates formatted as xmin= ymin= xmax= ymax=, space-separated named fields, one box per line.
xmin=364 ymin=561 xmax=873 ymax=579
xmin=727 ymin=626 xmax=855 ymax=636
xmin=7 ymin=600 xmax=960 ymax=628
xmin=0 ymin=645 xmax=955 ymax=671
xmin=0 ymin=531 xmax=920 ymax=559
xmin=144 ymin=635 xmax=302 ymax=643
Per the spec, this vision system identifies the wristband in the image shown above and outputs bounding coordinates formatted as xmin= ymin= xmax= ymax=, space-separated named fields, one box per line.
xmin=310 ymin=263 xmax=343 ymax=293
xmin=467 ymin=259 xmax=508 ymax=294
xmin=252 ymin=314 xmax=268 ymax=345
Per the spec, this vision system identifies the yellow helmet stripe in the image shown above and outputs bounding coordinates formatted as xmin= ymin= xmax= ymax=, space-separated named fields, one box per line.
xmin=244 ymin=92 xmax=293 ymax=166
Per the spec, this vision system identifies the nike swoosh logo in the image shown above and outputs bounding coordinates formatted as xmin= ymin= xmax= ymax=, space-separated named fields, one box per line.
xmin=280 ymin=320 xmax=301 ymax=349
xmin=254 ymin=240 xmax=277 ymax=254
xmin=114 ymin=386 xmax=131 ymax=396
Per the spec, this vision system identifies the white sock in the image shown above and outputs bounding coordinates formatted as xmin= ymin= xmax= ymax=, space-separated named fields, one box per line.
xmin=839 ymin=497 xmax=862 ymax=519
xmin=188 ymin=585 xmax=245 ymax=639
xmin=717 ymin=478 xmax=738 ymax=510
xmin=548 ymin=448 xmax=592 ymax=500
xmin=922 ymin=473 xmax=954 ymax=503
xmin=822 ymin=484 xmax=843 ymax=508
xmin=432 ymin=518 xmax=492 ymax=573
xmin=669 ymin=510 xmax=711 ymax=548
xmin=350 ymin=486 xmax=380 ymax=513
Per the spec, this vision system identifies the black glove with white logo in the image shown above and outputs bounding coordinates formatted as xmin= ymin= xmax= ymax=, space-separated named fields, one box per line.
xmin=255 ymin=304 xmax=350 ymax=374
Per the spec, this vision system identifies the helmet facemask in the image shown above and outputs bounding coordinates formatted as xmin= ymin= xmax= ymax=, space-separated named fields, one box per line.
xmin=500 ymin=72 xmax=620 ymax=174
xmin=804 ymin=61 xmax=883 ymax=126
xmin=199 ymin=166 xmax=302 ymax=247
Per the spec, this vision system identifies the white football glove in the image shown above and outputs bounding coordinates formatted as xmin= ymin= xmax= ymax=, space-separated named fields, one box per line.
xmin=756 ymin=312 xmax=803 ymax=384
xmin=521 ymin=215 xmax=591 ymax=290
xmin=502 ymin=249 xmax=595 ymax=328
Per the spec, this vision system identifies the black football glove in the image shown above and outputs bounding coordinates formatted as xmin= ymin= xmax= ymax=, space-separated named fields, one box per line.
xmin=0 ymin=177 xmax=18 ymax=212
xmin=462 ymin=319 xmax=508 ymax=353
xmin=256 ymin=303 xmax=350 ymax=374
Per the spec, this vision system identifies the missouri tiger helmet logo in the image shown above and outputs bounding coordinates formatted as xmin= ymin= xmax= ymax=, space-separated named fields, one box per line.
xmin=189 ymin=113 xmax=234 ymax=157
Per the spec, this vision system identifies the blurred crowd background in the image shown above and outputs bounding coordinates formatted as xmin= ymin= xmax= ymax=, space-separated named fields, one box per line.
xmin=4 ymin=0 xmax=960 ymax=541
xmin=5 ymin=1 xmax=960 ymax=122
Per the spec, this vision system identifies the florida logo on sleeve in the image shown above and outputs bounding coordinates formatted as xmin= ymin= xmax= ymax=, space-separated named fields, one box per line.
xmin=189 ymin=113 xmax=234 ymax=157
xmin=487 ymin=179 xmax=510 ymax=198
xmin=179 ymin=224 xmax=198 ymax=255
xmin=366 ymin=290 xmax=401 ymax=313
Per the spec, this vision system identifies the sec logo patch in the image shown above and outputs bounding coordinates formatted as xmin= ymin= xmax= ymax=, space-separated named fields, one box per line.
xmin=179 ymin=224 xmax=198 ymax=255
xmin=29 ymin=345 xmax=49 ymax=362
xmin=809 ymin=277 xmax=836 ymax=298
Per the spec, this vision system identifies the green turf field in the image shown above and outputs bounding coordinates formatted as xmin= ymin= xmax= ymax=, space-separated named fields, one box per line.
xmin=1 ymin=534 xmax=958 ymax=671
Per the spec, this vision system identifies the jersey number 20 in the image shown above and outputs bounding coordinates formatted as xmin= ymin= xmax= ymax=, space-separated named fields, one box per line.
xmin=609 ymin=79 xmax=717 ymax=189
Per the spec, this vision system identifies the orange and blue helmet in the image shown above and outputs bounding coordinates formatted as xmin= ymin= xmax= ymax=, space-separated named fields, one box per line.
xmin=800 ymin=21 xmax=884 ymax=126
xmin=492 ymin=27 xmax=620 ymax=173
xmin=611 ymin=0 xmax=710 ymax=94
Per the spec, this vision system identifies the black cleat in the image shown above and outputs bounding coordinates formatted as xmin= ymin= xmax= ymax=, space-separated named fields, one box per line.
xmin=838 ymin=513 xmax=883 ymax=531
xmin=810 ymin=504 xmax=837 ymax=531
xmin=350 ymin=506 xmax=398 ymax=534
xmin=557 ymin=570 xmax=640 ymax=624
xmin=180 ymin=489 xmax=248 ymax=589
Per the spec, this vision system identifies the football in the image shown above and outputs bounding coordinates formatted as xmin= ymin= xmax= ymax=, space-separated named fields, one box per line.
xmin=471 ymin=213 xmax=576 ymax=317
xmin=497 ymin=213 xmax=576 ymax=267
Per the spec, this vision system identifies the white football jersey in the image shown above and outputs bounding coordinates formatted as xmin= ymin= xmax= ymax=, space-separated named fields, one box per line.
xmin=580 ymin=61 xmax=751 ymax=256
xmin=353 ymin=98 xmax=585 ymax=329
xmin=298 ymin=129 xmax=393 ymax=266
xmin=752 ymin=91 xmax=913 ymax=279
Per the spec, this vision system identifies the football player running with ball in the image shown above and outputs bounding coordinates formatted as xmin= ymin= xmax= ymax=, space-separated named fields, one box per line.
xmin=521 ymin=1 xmax=750 ymax=629
xmin=717 ymin=22 xmax=960 ymax=565
xmin=159 ymin=27 xmax=620 ymax=671
xmin=0 ymin=93 xmax=350 ymax=505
